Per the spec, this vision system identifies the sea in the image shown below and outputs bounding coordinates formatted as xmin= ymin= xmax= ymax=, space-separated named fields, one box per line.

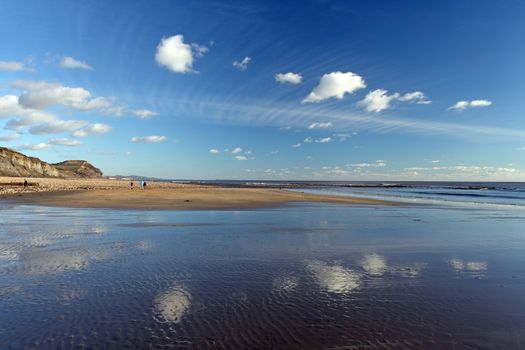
xmin=1 ymin=182 xmax=525 ymax=349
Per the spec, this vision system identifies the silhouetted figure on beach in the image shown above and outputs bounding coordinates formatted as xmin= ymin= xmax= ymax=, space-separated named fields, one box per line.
xmin=130 ymin=181 xmax=134 ymax=190
xmin=23 ymin=179 xmax=28 ymax=187
xmin=144 ymin=181 xmax=147 ymax=189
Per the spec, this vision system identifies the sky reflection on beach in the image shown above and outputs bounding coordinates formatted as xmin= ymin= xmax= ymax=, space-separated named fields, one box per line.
xmin=1 ymin=204 xmax=525 ymax=349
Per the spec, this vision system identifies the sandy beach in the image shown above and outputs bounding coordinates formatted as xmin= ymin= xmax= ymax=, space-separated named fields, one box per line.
xmin=0 ymin=177 xmax=392 ymax=209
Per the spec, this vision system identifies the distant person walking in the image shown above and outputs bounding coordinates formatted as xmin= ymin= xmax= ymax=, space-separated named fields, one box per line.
xmin=130 ymin=181 xmax=134 ymax=190
xmin=23 ymin=179 xmax=28 ymax=187
xmin=140 ymin=179 xmax=144 ymax=190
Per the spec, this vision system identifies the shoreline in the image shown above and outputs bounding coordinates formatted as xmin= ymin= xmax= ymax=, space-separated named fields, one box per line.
xmin=0 ymin=177 xmax=395 ymax=210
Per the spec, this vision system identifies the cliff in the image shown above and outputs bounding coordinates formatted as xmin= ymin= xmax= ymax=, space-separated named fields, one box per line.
xmin=0 ymin=147 xmax=103 ymax=178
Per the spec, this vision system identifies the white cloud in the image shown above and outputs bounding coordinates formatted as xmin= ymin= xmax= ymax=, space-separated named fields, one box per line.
xmin=17 ymin=142 xmax=49 ymax=151
xmin=76 ymin=123 xmax=112 ymax=136
xmin=291 ymin=143 xmax=301 ymax=148
xmin=29 ymin=120 xmax=88 ymax=135
xmin=235 ymin=155 xmax=248 ymax=161
xmin=0 ymin=94 xmax=57 ymax=128
xmin=71 ymin=96 xmax=113 ymax=111
xmin=131 ymin=135 xmax=167 ymax=143
xmin=232 ymin=147 xmax=243 ymax=154
xmin=275 ymin=72 xmax=302 ymax=84
xmin=302 ymin=71 xmax=366 ymax=103
xmin=12 ymin=80 xmax=91 ymax=109
xmin=131 ymin=109 xmax=158 ymax=120
xmin=100 ymin=105 xmax=124 ymax=117
xmin=350 ymin=160 xmax=386 ymax=168
xmin=358 ymin=89 xmax=400 ymax=112
xmin=209 ymin=148 xmax=219 ymax=154
xmin=0 ymin=132 xmax=22 ymax=141
xmin=431 ymin=160 xmax=440 ymax=163
xmin=155 ymin=35 xmax=207 ymax=73
xmin=49 ymin=138 xmax=81 ymax=146
xmin=59 ymin=56 xmax=92 ymax=70
xmin=398 ymin=91 xmax=431 ymax=104
xmin=233 ymin=56 xmax=251 ymax=71
xmin=0 ymin=60 xmax=29 ymax=71
xmin=359 ymin=89 xmax=432 ymax=112
xmin=308 ymin=122 xmax=333 ymax=129
xmin=449 ymin=99 xmax=492 ymax=111
xmin=304 ymin=136 xmax=332 ymax=143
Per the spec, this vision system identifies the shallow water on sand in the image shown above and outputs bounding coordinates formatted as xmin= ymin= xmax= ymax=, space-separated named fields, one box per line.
xmin=1 ymin=203 xmax=525 ymax=349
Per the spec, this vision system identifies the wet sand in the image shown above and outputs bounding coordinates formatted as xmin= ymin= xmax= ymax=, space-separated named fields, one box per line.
xmin=0 ymin=177 xmax=393 ymax=209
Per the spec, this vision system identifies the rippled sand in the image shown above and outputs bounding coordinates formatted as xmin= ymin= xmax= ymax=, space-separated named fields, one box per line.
xmin=1 ymin=204 xmax=524 ymax=349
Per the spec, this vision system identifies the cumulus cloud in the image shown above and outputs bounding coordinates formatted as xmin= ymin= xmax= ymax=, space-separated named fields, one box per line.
xmin=308 ymin=122 xmax=332 ymax=129
xmin=155 ymin=35 xmax=207 ymax=73
xmin=12 ymin=80 xmax=91 ymax=109
xmin=232 ymin=147 xmax=243 ymax=154
xmin=209 ymin=148 xmax=219 ymax=154
xmin=59 ymin=56 xmax=92 ymax=70
xmin=359 ymin=89 xmax=431 ymax=112
xmin=233 ymin=56 xmax=251 ymax=71
xmin=358 ymin=89 xmax=400 ymax=112
xmin=29 ymin=120 xmax=87 ymax=135
xmin=0 ymin=94 xmax=57 ymax=128
xmin=131 ymin=109 xmax=158 ymax=120
xmin=0 ymin=132 xmax=22 ymax=142
xmin=302 ymin=71 xmax=366 ymax=103
xmin=449 ymin=99 xmax=492 ymax=111
xmin=0 ymin=60 xmax=30 ymax=72
xmin=235 ymin=155 xmax=248 ymax=161
xmin=131 ymin=135 xmax=167 ymax=143
xmin=17 ymin=142 xmax=49 ymax=151
xmin=275 ymin=72 xmax=302 ymax=84
xmin=49 ymin=138 xmax=81 ymax=146
xmin=292 ymin=143 xmax=301 ymax=148
xmin=71 ymin=123 xmax=112 ymax=137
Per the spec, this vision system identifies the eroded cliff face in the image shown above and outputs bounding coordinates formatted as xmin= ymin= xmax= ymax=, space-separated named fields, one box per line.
xmin=0 ymin=147 xmax=102 ymax=178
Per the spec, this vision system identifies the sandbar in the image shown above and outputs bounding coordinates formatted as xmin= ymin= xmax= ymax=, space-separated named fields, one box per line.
xmin=0 ymin=177 xmax=394 ymax=210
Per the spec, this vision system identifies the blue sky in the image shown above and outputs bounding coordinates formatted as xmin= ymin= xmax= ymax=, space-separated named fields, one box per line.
xmin=1 ymin=0 xmax=524 ymax=180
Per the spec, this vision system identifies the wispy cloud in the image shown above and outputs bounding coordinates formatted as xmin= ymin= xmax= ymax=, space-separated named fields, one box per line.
xmin=60 ymin=56 xmax=92 ymax=70
xmin=232 ymin=147 xmax=243 ymax=154
xmin=209 ymin=148 xmax=220 ymax=154
xmin=304 ymin=136 xmax=332 ymax=143
xmin=359 ymin=89 xmax=431 ymax=112
xmin=308 ymin=122 xmax=332 ymax=129
xmin=0 ymin=60 xmax=32 ymax=72
xmin=233 ymin=56 xmax=251 ymax=71
xmin=49 ymin=138 xmax=81 ymax=146
xmin=16 ymin=142 xmax=49 ymax=151
xmin=448 ymin=99 xmax=492 ymax=111
xmin=235 ymin=155 xmax=248 ymax=161
xmin=131 ymin=109 xmax=158 ymax=120
xmin=176 ymin=99 xmax=525 ymax=138
xmin=131 ymin=135 xmax=167 ymax=143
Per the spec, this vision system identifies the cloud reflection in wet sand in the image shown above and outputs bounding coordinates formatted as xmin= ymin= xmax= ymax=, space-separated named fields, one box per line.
xmin=449 ymin=258 xmax=488 ymax=273
xmin=306 ymin=260 xmax=361 ymax=294
xmin=360 ymin=253 xmax=387 ymax=276
xmin=272 ymin=275 xmax=299 ymax=293
xmin=153 ymin=285 xmax=192 ymax=324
